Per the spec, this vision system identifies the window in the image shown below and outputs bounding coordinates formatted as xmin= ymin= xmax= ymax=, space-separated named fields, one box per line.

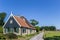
xmin=10 ymin=28 xmax=13 ymax=33
xmin=6 ymin=27 xmax=14 ymax=33
xmin=14 ymin=27 xmax=16 ymax=32
xmin=10 ymin=20 xmax=13 ymax=24
xmin=16 ymin=28 xmax=19 ymax=33
xmin=7 ymin=27 xmax=10 ymax=32
xmin=14 ymin=27 xmax=19 ymax=33
xmin=22 ymin=28 xmax=26 ymax=33
xmin=30 ymin=29 xmax=32 ymax=33
xmin=5 ymin=27 xmax=10 ymax=32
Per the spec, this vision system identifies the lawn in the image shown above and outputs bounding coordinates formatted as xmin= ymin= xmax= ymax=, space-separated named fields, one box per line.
xmin=44 ymin=31 xmax=60 ymax=40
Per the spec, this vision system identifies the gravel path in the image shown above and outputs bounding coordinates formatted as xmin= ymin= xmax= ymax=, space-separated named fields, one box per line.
xmin=30 ymin=32 xmax=44 ymax=40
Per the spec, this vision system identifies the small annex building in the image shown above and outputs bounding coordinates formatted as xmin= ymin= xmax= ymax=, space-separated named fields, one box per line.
xmin=3 ymin=13 xmax=36 ymax=35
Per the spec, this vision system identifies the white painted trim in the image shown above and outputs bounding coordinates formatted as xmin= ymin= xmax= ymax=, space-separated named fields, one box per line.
xmin=13 ymin=16 xmax=21 ymax=27
xmin=10 ymin=11 xmax=13 ymax=16
xmin=3 ymin=13 xmax=21 ymax=28
xmin=3 ymin=14 xmax=12 ymax=28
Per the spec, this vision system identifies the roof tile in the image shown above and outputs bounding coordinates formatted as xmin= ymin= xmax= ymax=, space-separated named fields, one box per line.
xmin=14 ymin=16 xmax=35 ymax=29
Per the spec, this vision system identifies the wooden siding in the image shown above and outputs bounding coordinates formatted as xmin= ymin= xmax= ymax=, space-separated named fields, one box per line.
xmin=4 ymin=16 xmax=20 ymax=28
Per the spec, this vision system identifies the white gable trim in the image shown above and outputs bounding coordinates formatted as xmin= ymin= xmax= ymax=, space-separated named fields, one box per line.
xmin=3 ymin=13 xmax=21 ymax=28
xmin=13 ymin=16 xmax=21 ymax=27
xmin=3 ymin=14 xmax=13 ymax=28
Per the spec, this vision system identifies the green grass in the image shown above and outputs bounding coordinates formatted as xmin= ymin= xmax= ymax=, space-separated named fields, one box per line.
xmin=18 ymin=33 xmax=38 ymax=40
xmin=44 ymin=31 xmax=60 ymax=40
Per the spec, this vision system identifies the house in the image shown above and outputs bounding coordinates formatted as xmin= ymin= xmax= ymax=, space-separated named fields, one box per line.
xmin=3 ymin=13 xmax=36 ymax=35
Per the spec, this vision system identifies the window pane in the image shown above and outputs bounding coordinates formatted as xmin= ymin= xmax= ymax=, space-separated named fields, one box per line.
xmin=7 ymin=27 xmax=10 ymax=32
xmin=16 ymin=28 xmax=19 ymax=33
xmin=30 ymin=29 xmax=32 ymax=33
xmin=10 ymin=28 xmax=13 ymax=33
xmin=14 ymin=27 xmax=16 ymax=32
xmin=14 ymin=27 xmax=19 ymax=33
xmin=22 ymin=28 xmax=26 ymax=33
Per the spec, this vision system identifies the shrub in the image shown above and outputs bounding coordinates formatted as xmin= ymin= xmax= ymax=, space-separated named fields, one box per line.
xmin=5 ymin=33 xmax=18 ymax=39
xmin=0 ymin=33 xmax=6 ymax=40
xmin=0 ymin=26 xmax=3 ymax=33
xmin=35 ymin=26 xmax=40 ymax=32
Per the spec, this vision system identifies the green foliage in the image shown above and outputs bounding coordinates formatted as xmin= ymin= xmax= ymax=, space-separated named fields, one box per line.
xmin=26 ymin=33 xmax=37 ymax=37
xmin=5 ymin=33 xmax=18 ymax=39
xmin=18 ymin=33 xmax=38 ymax=40
xmin=0 ymin=12 xmax=6 ymax=25
xmin=30 ymin=19 xmax=40 ymax=32
xmin=30 ymin=19 xmax=39 ymax=26
xmin=35 ymin=26 xmax=40 ymax=32
xmin=44 ymin=31 xmax=60 ymax=40
xmin=0 ymin=26 xmax=3 ymax=33
xmin=0 ymin=33 xmax=6 ymax=40
xmin=40 ymin=26 xmax=56 ymax=31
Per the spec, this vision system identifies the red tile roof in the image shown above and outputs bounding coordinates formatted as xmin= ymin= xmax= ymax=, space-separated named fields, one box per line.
xmin=14 ymin=16 xmax=36 ymax=29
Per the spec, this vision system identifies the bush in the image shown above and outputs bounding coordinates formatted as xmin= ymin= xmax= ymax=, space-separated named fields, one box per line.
xmin=5 ymin=33 xmax=18 ymax=39
xmin=0 ymin=26 xmax=3 ymax=33
xmin=35 ymin=26 xmax=40 ymax=32
xmin=40 ymin=26 xmax=56 ymax=31
xmin=0 ymin=33 xmax=6 ymax=40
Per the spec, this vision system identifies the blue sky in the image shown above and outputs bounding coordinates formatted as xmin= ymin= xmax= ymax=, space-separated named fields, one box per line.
xmin=0 ymin=0 xmax=60 ymax=29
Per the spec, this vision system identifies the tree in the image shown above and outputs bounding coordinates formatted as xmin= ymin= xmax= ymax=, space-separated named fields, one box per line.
xmin=30 ymin=19 xmax=40 ymax=32
xmin=40 ymin=26 xmax=56 ymax=31
xmin=30 ymin=19 xmax=39 ymax=26
xmin=35 ymin=26 xmax=40 ymax=32
xmin=49 ymin=26 xmax=56 ymax=31
xmin=0 ymin=12 xmax=6 ymax=25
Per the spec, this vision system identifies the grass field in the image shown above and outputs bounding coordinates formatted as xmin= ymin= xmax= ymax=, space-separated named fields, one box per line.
xmin=44 ymin=31 xmax=60 ymax=40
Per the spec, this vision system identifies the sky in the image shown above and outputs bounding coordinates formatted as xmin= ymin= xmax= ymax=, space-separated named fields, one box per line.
xmin=0 ymin=0 xmax=60 ymax=29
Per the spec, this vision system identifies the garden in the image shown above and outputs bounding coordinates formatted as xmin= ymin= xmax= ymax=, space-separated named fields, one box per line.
xmin=0 ymin=26 xmax=39 ymax=40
